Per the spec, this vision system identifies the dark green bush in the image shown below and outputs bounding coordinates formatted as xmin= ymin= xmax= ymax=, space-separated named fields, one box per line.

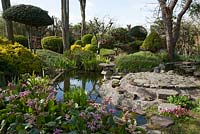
xmin=74 ymin=40 xmax=83 ymax=46
xmin=128 ymin=40 xmax=143 ymax=52
xmin=115 ymin=51 xmax=162 ymax=72
xmin=81 ymin=34 xmax=93 ymax=46
xmin=41 ymin=36 xmax=63 ymax=53
xmin=110 ymin=27 xmax=131 ymax=43
xmin=0 ymin=42 xmax=42 ymax=80
xmin=128 ymin=26 xmax=147 ymax=41
xmin=91 ymin=34 xmax=114 ymax=49
xmin=141 ymin=32 xmax=163 ymax=52
xmin=14 ymin=35 xmax=28 ymax=47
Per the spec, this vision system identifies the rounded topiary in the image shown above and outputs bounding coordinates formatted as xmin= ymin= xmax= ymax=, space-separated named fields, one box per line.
xmin=81 ymin=34 xmax=93 ymax=46
xmin=141 ymin=32 xmax=163 ymax=52
xmin=74 ymin=40 xmax=83 ymax=46
xmin=14 ymin=35 xmax=28 ymax=48
xmin=128 ymin=40 xmax=143 ymax=52
xmin=110 ymin=27 xmax=130 ymax=43
xmin=3 ymin=4 xmax=53 ymax=27
xmin=128 ymin=26 xmax=147 ymax=41
xmin=41 ymin=36 xmax=63 ymax=53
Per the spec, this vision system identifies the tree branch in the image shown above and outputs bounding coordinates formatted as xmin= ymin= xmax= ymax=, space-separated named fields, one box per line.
xmin=169 ymin=0 xmax=178 ymax=11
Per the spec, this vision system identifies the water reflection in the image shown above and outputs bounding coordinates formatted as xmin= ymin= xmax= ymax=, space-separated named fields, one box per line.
xmin=57 ymin=72 xmax=103 ymax=103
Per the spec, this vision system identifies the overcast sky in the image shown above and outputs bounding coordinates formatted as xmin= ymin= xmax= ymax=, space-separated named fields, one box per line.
xmin=0 ymin=0 xmax=158 ymax=28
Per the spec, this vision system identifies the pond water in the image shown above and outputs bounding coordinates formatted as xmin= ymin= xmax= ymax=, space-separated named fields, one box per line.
xmin=57 ymin=71 xmax=147 ymax=126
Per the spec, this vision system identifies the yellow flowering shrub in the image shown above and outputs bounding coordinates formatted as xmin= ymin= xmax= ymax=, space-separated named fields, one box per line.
xmin=70 ymin=44 xmax=82 ymax=51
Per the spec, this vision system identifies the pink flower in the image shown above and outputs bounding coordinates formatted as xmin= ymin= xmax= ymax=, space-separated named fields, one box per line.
xmin=8 ymin=95 xmax=15 ymax=101
xmin=19 ymin=90 xmax=31 ymax=98
xmin=109 ymin=108 xmax=116 ymax=114
xmin=53 ymin=128 xmax=62 ymax=134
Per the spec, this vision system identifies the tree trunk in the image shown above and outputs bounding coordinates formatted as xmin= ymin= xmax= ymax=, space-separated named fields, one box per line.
xmin=61 ymin=0 xmax=70 ymax=52
xmin=158 ymin=0 xmax=192 ymax=60
xmin=1 ymin=0 xmax=14 ymax=43
xmin=79 ymin=0 xmax=86 ymax=37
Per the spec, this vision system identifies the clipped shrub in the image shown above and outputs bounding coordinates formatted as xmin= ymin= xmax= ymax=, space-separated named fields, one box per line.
xmin=128 ymin=26 xmax=147 ymax=41
xmin=0 ymin=36 xmax=10 ymax=44
xmin=128 ymin=40 xmax=143 ymax=52
xmin=81 ymin=34 xmax=93 ymax=46
xmin=141 ymin=32 xmax=163 ymax=52
xmin=83 ymin=44 xmax=97 ymax=52
xmin=0 ymin=42 xmax=42 ymax=79
xmin=14 ymin=35 xmax=28 ymax=47
xmin=115 ymin=51 xmax=162 ymax=72
xmin=74 ymin=40 xmax=83 ymax=46
xmin=70 ymin=44 xmax=82 ymax=51
xmin=41 ymin=36 xmax=63 ymax=53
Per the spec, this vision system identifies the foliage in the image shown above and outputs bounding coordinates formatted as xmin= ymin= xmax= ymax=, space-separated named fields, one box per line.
xmin=0 ymin=42 xmax=42 ymax=79
xmin=91 ymin=34 xmax=114 ymax=49
xmin=65 ymin=50 xmax=106 ymax=71
xmin=115 ymin=51 xmax=162 ymax=72
xmin=81 ymin=34 xmax=93 ymax=46
xmin=0 ymin=75 xmax=140 ymax=133
xmin=128 ymin=40 xmax=143 ymax=52
xmin=14 ymin=35 xmax=28 ymax=48
xmin=70 ymin=44 xmax=82 ymax=51
xmin=82 ymin=44 xmax=97 ymax=52
xmin=110 ymin=27 xmax=131 ymax=43
xmin=41 ymin=36 xmax=63 ymax=53
xmin=3 ymin=4 xmax=53 ymax=27
xmin=141 ymin=32 xmax=163 ymax=52
xmin=36 ymin=49 xmax=75 ymax=70
xmin=74 ymin=39 xmax=83 ymax=46
xmin=167 ymin=95 xmax=195 ymax=109
xmin=128 ymin=26 xmax=147 ymax=41
xmin=100 ymin=48 xmax=116 ymax=56
xmin=156 ymin=50 xmax=170 ymax=62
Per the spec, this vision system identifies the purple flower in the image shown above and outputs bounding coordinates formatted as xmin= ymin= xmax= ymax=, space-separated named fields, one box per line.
xmin=19 ymin=90 xmax=31 ymax=98
xmin=8 ymin=95 xmax=15 ymax=101
xmin=7 ymin=82 xmax=16 ymax=90
xmin=26 ymin=99 xmax=36 ymax=107
xmin=53 ymin=128 xmax=62 ymax=134
xmin=109 ymin=108 xmax=116 ymax=114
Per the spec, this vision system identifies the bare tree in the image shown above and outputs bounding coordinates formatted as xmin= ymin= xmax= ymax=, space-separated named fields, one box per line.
xmin=89 ymin=17 xmax=113 ymax=55
xmin=61 ymin=0 xmax=70 ymax=52
xmin=79 ymin=0 xmax=86 ymax=37
xmin=1 ymin=0 xmax=14 ymax=43
xmin=158 ymin=0 xmax=193 ymax=60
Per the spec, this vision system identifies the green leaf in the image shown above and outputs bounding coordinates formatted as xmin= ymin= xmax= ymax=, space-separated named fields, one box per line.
xmin=28 ymin=128 xmax=40 ymax=134
xmin=45 ymin=121 xmax=56 ymax=127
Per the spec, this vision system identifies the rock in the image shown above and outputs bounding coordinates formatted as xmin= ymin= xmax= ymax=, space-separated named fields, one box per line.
xmin=159 ymin=63 xmax=165 ymax=71
xmin=158 ymin=103 xmax=178 ymax=113
xmin=194 ymin=71 xmax=200 ymax=77
xmin=112 ymin=79 xmax=120 ymax=88
xmin=154 ymin=67 xmax=160 ymax=73
xmin=149 ymin=115 xmax=174 ymax=128
xmin=157 ymin=89 xmax=179 ymax=100
xmin=111 ymin=75 xmax=122 ymax=80
xmin=147 ymin=130 xmax=162 ymax=134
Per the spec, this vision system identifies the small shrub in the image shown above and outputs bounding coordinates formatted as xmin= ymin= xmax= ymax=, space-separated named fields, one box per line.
xmin=141 ymin=32 xmax=163 ymax=52
xmin=115 ymin=51 xmax=162 ymax=72
xmin=14 ymin=35 xmax=28 ymax=48
xmin=83 ymin=44 xmax=97 ymax=52
xmin=156 ymin=50 xmax=170 ymax=62
xmin=128 ymin=40 xmax=143 ymax=52
xmin=74 ymin=40 xmax=83 ymax=46
xmin=41 ymin=36 xmax=63 ymax=53
xmin=81 ymin=34 xmax=93 ymax=46
xmin=0 ymin=42 xmax=42 ymax=79
xmin=70 ymin=44 xmax=82 ymax=51
xmin=167 ymin=95 xmax=194 ymax=109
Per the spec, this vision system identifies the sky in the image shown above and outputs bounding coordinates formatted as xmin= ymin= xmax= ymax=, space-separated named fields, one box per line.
xmin=0 ymin=0 xmax=158 ymax=29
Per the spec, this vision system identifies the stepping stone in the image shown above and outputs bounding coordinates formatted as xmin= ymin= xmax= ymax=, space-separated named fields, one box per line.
xmin=158 ymin=103 xmax=178 ymax=113
xmin=157 ymin=89 xmax=179 ymax=100
xmin=149 ymin=115 xmax=174 ymax=128
xmin=111 ymin=75 xmax=122 ymax=80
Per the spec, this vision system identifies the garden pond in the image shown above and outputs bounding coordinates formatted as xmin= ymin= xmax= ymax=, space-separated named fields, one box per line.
xmin=56 ymin=71 xmax=147 ymax=126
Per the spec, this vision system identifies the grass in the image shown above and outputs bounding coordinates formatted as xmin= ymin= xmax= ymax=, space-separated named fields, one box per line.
xmin=100 ymin=48 xmax=116 ymax=56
